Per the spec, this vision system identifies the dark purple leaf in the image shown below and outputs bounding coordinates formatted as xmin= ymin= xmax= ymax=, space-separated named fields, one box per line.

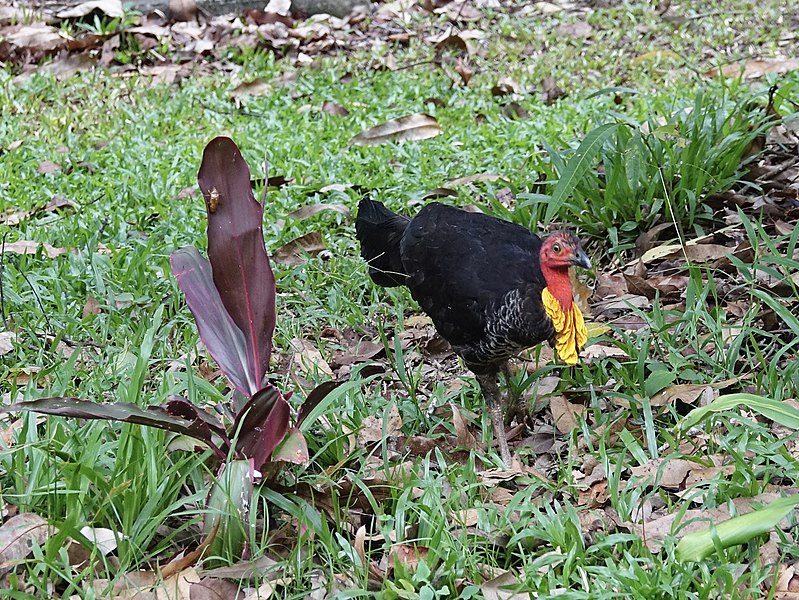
xmin=297 ymin=380 xmax=341 ymax=428
xmin=198 ymin=137 xmax=276 ymax=394
xmin=1 ymin=397 xmax=218 ymax=447
xmin=232 ymin=385 xmax=290 ymax=468
xmin=170 ymin=247 xmax=256 ymax=395
xmin=164 ymin=396 xmax=228 ymax=440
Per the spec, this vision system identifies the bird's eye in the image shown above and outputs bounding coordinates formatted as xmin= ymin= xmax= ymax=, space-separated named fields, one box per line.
xmin=552 ymin=243 xmax=561 ymax=253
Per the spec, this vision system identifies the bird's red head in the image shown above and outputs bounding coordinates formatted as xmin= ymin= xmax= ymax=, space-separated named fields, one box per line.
xmin=539 ymin=231 xmax=591 ymax=309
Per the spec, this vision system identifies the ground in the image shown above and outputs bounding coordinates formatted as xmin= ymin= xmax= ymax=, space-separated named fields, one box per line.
xmin=1 ymin=0 xmax=799 ymax=598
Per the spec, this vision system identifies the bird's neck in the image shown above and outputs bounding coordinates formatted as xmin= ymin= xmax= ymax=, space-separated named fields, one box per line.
xmin=541 ymin=265 xmax=573 ymax=310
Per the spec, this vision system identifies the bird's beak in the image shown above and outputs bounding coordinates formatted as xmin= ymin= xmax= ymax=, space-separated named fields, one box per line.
xmin=570 ymin=249 xmax=592 ymax=270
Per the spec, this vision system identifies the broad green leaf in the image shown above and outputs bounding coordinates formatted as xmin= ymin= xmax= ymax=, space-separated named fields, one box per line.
xmin=545 ymin=123 xmax=620 ymax=224
xmin=676 ymin=494 xmax=799 ymax=562
xmin=678 ymin=393 xmax=799 ymax=431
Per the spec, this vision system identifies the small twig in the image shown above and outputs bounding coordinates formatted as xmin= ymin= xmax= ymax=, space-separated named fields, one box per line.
xmin=19 ymin=268 xmax=52 ymax=335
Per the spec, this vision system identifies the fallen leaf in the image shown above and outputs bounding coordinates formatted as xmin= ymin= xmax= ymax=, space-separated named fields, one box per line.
xmin=482 ymin=570 xmax=527 ymax=600
xmin=37 ymin=160 xmax=61 ymax=174
xmin=243 ymin=581 xmax=276 ymax=600
xmin=650 ymin=377 xmax=741 ymax=407
xmin=45 ymin=195 xmax=76 ymax=213
xmin=454 ymin=57 xmax=474 ymax=85
xmin=556 ymin=20 xmax=592 ymax=38
xmin=450 ymin=402 xmax=479 ymax=450
xmin=549 ymin=395 xmax=585 ymax=434
xmin=272 ymin=231 xmax=326 ymax=265
xmin=290 ymin=338 xmax=333 ymax=377
xmin=287 ymin=203 xmax=350 ymax=221
xmin=78 ymin=526 xmax=120 ymax=556
xmin=265 ymin=0 xmax=291 ymax=15
xmin=358 ymin=404 xmax=402 ymax=445
xmin=230 ymin=78 xmax=271 ymax=98
xmin=541 ymin=76 xmax=566 ymax=104
xmin=491 ymin=77 xmax=521 ymax=97
xmin=4 ymin=24 xmax=66 ymax=52
xmin=349 ymin=113 xmax=441 ymax=146
xmin=706 ymin=59 xmax=799 ymax=80
xmin=154 ymin=566 xmax=199 ymax=600
xmin=446 ymin=173 xmax=506 ymax=186
xmin=0 ymin=209 xmax=30 ymax=226
xmin=188 ymin=578 xmax=243 ymax=600
xmin=0 ymin=513 xmax=52 ymax=575
xmin=56 ymin=0 xmax=124 ymax=18
xmin=322 ymin=101 xmax=350 ymax=116
xmin=200 ymin=554 xmax=279 ymax=580
xmin=2 ymin=240 xmax=66 ymax=258
xmin=389 ymin=543 xmax=428 ymax=573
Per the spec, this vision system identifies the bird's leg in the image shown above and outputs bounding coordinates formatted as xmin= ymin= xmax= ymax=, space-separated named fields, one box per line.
xmin=476 ymin=372 xmax=512 ymax=467
xmin=501 ymin=361 xmax=520 ymax=427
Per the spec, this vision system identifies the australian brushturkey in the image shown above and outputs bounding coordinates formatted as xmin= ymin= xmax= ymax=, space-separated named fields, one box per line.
xmin=355 ymin=199 xmax=591 ymax=465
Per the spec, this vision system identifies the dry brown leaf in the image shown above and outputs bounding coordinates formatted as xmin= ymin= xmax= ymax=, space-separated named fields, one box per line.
xmin=4 ymin=24 xmax=66 ymax=51
xmin=491 ymin=77 xmax=521 ymax=97
xmin=322 ymin=101 xmax=350 ymax=117
xmin=549 ymin=395 xmax=585 ymax=434
xmin=45 ymin=195 xmax=77 ymax=213
xmin=555 ymin=20 xmax=592 ymax=38
xmin=629 ymin=456 xmax=732 ymax=490
xmin=541 ymin=76 xmax=566 ymax=104
xmin=287 ymin=203 xmax=350 ymax=221
xmin=242 ymin=582 xmax=276 ymax=600
xmin=290 ymin=338 xmax=333 ymax=377
xmin=446 ymin=173 xmax=506 ymax=187
xmin=706 ymin=58 xmax=799 ymax=80
xmin=81 ymin=572 xmax=158 ymax=599
xmin=389 ymin=544 xmax=428 ymax=573
xmin=230 ymin=78 xmax=272 ymax=98
xmin=0 ymin=209 xmax=29 ymax=226
xmin=37 ymin=160 xmax=61 ymax=174
xmin=649 ymin=377 xmax=741 ymax=407
xmin=349 ymin=113 xmax=441 ymax=146
xmin=199 ymin=554 xmax=279 ymax=580
xmin=82 ymin=295 xmax=101 ymax=318
xmin=155 ymin=566 xmax=199 ymax=600
xmin=450 ymin=402 xmax=479 ymax=450
xmin=189 ymin=578 xmax=243 ymax=600
xmin=358 ymin=403 xmax=402 ymax=446
xmin=640 ymin=241 xmax=731 ymax=264
xmin=2 ymin=240 xmax=66 ymax=258
xmin=481 ymin=570 xmax=527 ymax=600
xmin=272 ymin=231 xmax=326 ymax=265
xmin=454 ymin=57 xmax=474 ymax=85
xmin=0 ymin=513 xmax=53 ymax=575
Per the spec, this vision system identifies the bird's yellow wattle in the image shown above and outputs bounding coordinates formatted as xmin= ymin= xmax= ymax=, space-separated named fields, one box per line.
xmin=542 ymin=287 xmax=587 ymax=366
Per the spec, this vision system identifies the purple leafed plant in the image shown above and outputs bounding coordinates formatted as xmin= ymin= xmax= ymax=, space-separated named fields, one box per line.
xmin=2 ymin=136 xmax=336 ymax=472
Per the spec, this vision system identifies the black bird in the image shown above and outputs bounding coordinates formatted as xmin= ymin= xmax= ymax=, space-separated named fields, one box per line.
xmin=356 ymin=199 xmax=591 ymax=465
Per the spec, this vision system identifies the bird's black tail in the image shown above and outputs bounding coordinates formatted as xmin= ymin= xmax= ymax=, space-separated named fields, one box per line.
xmin=355 ymin=199 xmax=410 ymax=287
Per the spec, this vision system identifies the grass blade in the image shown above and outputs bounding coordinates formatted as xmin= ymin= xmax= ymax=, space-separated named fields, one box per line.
xmin=545 ymin=122 xmax=620 ymax=224
xmin=676 ymin=494 xmax=799 ymax=562
xmin=678 ymin=392 xmax=799 ymax=431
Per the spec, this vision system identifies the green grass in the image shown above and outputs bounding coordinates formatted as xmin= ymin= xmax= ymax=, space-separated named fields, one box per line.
xmin=2 ymin=0 xmax=799 ymax=597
